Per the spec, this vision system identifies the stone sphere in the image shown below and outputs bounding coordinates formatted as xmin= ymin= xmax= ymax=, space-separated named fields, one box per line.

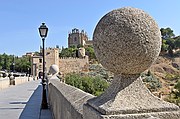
xmin=49 ymin=64 xmax=59 ymax=75
xmin=93 ymin=7 xmax=161 ymax=75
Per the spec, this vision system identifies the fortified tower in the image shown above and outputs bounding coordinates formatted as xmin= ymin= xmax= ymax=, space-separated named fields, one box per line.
xmin=45 ymin=48 xmax=59 ymax=73
xmin=68 ymin=28 xmax=88 ymax=48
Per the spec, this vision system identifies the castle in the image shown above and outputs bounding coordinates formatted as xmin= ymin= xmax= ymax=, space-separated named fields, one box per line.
xmin=31 ymin=28 xmax=91 ymax=78
xmin=68 ymin=28 xmax=92 ymax=48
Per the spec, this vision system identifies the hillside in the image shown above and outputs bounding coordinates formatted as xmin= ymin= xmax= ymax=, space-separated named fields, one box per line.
xmin=150 ymin=55 xmax=180 ymax=99
xmin=87 ymin=54 xmax=179 ymax=103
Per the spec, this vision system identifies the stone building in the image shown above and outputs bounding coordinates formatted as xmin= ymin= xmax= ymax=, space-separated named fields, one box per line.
xmin=31 ymin=56 xmax=43 ymax=78
xmin=45 ymin=48 xmax=59 ymax=73
xmin=25 ymin=52 xmax=35 ymax=57
xmin=31 ymin=47 xmax=89 ymax=78
xmin=68 ymin=28 xmax=93 ymax=48
xmin=31 ymin=48 xmax=59 ymax=78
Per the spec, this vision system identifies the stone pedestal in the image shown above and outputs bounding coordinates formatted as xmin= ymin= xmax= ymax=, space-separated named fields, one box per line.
xmin=84 ymin=104 xmax=180 ymax=119
xmin=83 ymin=75 xmax=180 ymax=119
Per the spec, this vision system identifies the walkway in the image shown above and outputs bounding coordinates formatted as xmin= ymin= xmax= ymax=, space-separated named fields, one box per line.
xmin=0 ymin=80 xmax=52 ymax=119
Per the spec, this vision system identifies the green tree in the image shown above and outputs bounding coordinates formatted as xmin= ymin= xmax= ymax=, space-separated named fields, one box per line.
xmin=65 ymin=73 xmax=109 ymax=96
xmin=59 ymin=47 xmax=78 ymax=57
xmin=0 ymin=53 xmax=31 ymax=73
xmin=77 ymin=44 xmax=83 ymax=48
xmin=166 ymin=38 xmax=175 ymax=57
xmin=0 ymin=53 xmax=12 ymax=71
xmin=34 ymin=51 xmax=40 ymax=56
xmin=3 ymin=55 xmax=7 ymax=70
xmin=85 ymin=46 xmax=96 ymax=60
xmin=161 ymin=39 xmax=169 ymax=52
xmin=160 ymin=27 xmax=177 ymax=56
xmin=160 ymin=27 xmax=175 ymax=39
xmin=174 ymin=36 xmax=180 ymax=49
xmin=15 ymin=56 xmax=31 ymax=72
xmin=0 ymin=55 xmax=2 ymax=70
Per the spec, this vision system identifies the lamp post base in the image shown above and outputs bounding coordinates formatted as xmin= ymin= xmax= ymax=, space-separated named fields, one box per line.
xmin=41 ymin=83 xmax=48 ymax=109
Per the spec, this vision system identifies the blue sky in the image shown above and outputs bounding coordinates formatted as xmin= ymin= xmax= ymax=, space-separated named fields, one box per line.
xmin=0 ymin=0 xmax=180 ymax=56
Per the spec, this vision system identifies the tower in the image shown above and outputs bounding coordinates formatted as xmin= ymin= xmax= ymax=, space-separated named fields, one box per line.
xmin=45 ymin=48 xmax=59 ymax=73
xmin=68 ymin=28 xmax=88 ymax=48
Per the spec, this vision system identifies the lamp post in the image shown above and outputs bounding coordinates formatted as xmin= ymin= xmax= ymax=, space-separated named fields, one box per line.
xmin=38 ymin=23 xmax=48 ymax=109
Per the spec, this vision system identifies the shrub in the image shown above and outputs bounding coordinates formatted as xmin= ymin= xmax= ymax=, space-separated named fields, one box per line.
xmin=174 ymin=81 xmax=180 ymax=97
xmin=65 ymin=73 xmax=109 ymax=96
xmin=165 ymin=95 xmax=180 ymax=106
xmin=164 ymin=81 xmax=180 ymax=106
xmin=141 ymin=71 xmax=162 ymax=91
xmin=165 ymin=73 xmax=180 ymax=80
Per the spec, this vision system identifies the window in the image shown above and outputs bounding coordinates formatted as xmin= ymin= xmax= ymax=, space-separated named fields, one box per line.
xmin=46 ymin=52 xmax=50 ymax=55
xmin=39 ymin=59 xmax=42 ymax=63
xmin=74 ymin=37 xmax=77 ymax=42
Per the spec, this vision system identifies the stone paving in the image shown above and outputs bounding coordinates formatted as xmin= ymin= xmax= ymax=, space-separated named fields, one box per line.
xmin=0 ymin=80 xmax=52 ymax=119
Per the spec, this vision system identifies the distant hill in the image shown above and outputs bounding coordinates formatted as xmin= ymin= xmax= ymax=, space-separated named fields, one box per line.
xmin=150 ymin=54 xmax=180 ymax=100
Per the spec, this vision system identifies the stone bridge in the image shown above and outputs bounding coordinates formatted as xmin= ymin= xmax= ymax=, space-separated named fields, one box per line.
xmin=47 ymin=7 xmax=180 ymax=119
xmin=0 ymin=7 xmax=180 ymax=119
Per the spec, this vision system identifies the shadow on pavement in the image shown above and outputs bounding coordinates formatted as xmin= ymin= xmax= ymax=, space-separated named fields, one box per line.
xmin=9 ymin=102 xmax=27 ymax=104
xmin=19 ymin=85 xmax=42 ymax=119
xmin=0 ymin=107 xmax=24 ymax=110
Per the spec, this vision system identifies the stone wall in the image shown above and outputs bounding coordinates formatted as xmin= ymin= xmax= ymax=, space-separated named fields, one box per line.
xmin=48 ymin=79 xmax=94 ymax=119
xmin=59 ymin=56 xmax=89 ymax=75
xmin=31 ymin=48 xmax=89 ymax=78
xmin=0 ymin=77 xmax=33 ymax=90
xmin=14 ymin=77 xmax=33 ymax=85
xmin=0 ymin=78 xmax=9 ymax=90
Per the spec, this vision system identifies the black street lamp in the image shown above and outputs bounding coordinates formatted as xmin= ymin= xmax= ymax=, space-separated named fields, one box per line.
xmin=38 ymin=23 xmax=48 ymax=109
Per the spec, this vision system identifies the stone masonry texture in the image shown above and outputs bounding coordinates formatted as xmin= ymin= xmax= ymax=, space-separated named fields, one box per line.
xmin=93 ymin=7 xmax=162 ymax=75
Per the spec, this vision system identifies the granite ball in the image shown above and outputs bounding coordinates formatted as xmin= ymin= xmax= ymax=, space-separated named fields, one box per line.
xmin=49 ymin=64 xmax=59 ymax=75
xmin=93 ymin=7 xmax=161 ymax=75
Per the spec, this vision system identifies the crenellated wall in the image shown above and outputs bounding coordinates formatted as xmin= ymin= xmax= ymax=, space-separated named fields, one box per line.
xmin=59 ymin=56 xmax=89 ymax=75
xmin=48 ymin=79 xmax=94 ymax=119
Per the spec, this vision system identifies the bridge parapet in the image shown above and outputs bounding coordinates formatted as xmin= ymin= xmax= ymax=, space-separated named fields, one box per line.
xmin=0 ymin=78 xmax=9 ymax=90
xmin=48 ymin=79 xmax=94 ymax=119
xmin=0 ymin=77 xmax=33 ymax=90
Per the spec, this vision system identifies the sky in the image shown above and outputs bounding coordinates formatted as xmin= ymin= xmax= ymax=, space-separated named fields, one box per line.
xmin=0 ymin=0 xmax=180 ymax=56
